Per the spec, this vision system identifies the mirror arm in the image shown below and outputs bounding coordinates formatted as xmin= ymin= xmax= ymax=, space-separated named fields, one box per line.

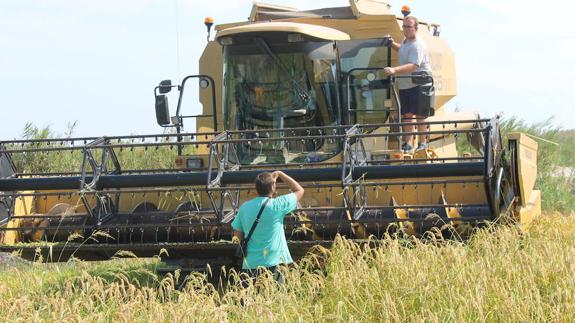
xmin=155 ymin=74 xmax=218 ymax=132
xmin=175 ymin=74 xmax=218 ymax=132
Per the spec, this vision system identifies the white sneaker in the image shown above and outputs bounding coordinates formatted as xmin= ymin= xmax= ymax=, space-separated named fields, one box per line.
xmin=416 ymin=143 xmax=428 ymax=151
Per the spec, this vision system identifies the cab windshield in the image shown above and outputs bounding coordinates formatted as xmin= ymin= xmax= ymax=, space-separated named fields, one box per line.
xmin=223 ymin=39 xmax=341 ymax=165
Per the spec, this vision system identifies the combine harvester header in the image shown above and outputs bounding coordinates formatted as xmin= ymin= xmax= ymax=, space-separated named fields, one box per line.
xmin=0 ymin=1 xmax=540 ymax=273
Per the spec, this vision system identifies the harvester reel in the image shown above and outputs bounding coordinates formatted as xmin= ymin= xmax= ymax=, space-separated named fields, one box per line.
xmin=131 ymin=202 xmax=158 ymax=214
xmin=174 ymin=201 xmax=200 ymax=215
xmin=492 ymin=165 xmax=518 ymax=224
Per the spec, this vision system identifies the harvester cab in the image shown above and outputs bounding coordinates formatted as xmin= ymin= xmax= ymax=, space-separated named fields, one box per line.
xmin=0 ymin=1 xmax=541 ymax=273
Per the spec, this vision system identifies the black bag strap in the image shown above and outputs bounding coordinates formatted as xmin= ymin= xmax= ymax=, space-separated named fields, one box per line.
xmin=243 ymin=197 xmax=270 ymax=246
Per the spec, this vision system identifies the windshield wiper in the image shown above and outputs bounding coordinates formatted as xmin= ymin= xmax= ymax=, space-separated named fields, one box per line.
xmin=254 ymin=37 xmax=311 ymax=104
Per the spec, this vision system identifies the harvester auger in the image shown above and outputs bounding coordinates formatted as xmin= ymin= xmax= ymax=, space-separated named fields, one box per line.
xmin=0 ymin=1 xmax=540 ymax=273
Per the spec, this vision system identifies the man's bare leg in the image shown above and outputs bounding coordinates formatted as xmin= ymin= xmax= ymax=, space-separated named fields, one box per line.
xmin=402 ymin=113 xmax=416 ymax=150
xmin=416 ymin=116 xmax=429 ymax=149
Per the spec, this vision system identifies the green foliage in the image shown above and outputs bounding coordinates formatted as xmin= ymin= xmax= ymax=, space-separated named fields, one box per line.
xmin=8 ymin=122 xmax=180 ymax=174
xmin=8 ymin=122 xmax=81 ymax=174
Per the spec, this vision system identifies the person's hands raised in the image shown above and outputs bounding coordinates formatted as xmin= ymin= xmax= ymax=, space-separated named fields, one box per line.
xmin=271 ymin=171 xmax=282 ymax=182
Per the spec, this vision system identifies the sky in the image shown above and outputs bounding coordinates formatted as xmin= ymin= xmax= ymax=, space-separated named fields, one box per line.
xmin=1 ymin=0 xmax=573 ymax=140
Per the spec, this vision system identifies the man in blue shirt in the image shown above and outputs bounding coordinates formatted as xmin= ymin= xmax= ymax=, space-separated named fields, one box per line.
xmin=232 ymin=170 xmax=304 ymax=283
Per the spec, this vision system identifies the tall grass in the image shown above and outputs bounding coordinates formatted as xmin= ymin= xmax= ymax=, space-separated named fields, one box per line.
xmin=0 ymin=214 xmax=574 ymax=321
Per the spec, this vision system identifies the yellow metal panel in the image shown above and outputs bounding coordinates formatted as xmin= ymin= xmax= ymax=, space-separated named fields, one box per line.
xmin=35 ymin=192 xmax=81 ymax=214
xmin=518 ymin=190 xmax=541 ymax=230
xmin=249 ymin=2 xmax=297 ymax=22
xmin=508 ymin=133 xmax=538 ymax=207
xmin=419 ymin=29 xmax=457 ymax=107
xmin=349 ymin=0 xmax=394 ymax=17
xmin=216 ymin=22 xmax=351 ymax=41
xmin=198 ymin=41 xmax=223 ymax=134
xmin=428 ymin=135 xmax=457 ymax=160
xmin=3 ymin=192 xmax=34 ymax=244
xmin=363 ymin=177 xmax=487 ymax=206
xmin=14 ymin=193 xmax=33 ymax=215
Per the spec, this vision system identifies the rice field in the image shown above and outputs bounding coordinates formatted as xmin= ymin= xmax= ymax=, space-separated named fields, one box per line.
xmin=0 ymin=213 xmax=574 ymax=322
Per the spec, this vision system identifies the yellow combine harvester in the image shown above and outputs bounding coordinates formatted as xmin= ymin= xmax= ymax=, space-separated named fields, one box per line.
xmin=0 ymin=1 xmax=540 ymax=270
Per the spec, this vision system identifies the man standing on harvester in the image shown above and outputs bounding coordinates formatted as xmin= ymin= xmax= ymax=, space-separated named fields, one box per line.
xmin=232 ymin=171 xmax=304 ymax=283
xmin=384 ymin=13 xmax=433 ymax=153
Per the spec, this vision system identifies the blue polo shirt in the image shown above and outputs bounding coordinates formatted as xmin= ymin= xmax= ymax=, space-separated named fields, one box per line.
xmin=231 ymin=193 xmax=297 ymax=269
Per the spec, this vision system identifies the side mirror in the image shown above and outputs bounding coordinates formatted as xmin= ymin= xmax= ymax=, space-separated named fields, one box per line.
xmin=155 ymin=95 xmax=171 ymax=126
xmin=411 ymin=71 xmax=433 ymax=85
xmin=159 ymin=80 xmax=172 ymax=94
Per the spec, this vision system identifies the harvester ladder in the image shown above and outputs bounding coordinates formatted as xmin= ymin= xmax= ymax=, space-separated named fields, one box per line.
xmin=341 ymin=125 xmax=368 ymax=221
xmin=79 ymin=137 xmax=121 ymax=224
xmin=206 ymin=131 xmax=241 ymax=223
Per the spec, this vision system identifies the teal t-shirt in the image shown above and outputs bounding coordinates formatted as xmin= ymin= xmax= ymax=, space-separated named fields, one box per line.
xmin=231 ymin=193 xmax=297 ymax=269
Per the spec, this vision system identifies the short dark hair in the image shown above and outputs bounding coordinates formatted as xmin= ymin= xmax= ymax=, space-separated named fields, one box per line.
xmin=255 ymin=172 xmax=275 ymax=196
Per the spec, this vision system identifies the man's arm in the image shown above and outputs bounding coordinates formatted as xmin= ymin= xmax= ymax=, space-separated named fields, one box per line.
xmin=231 ymin=210 xmax=243 ymax=243
xmin=385 ymin=35 xmax=400 ymax=51
xmin=384 ymin=63 xmax=418 ymax=76
xmin=383 ymin=36 xmax=417 ymax=76
xmin=272 ymin=171 xmax=304 ymax=201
